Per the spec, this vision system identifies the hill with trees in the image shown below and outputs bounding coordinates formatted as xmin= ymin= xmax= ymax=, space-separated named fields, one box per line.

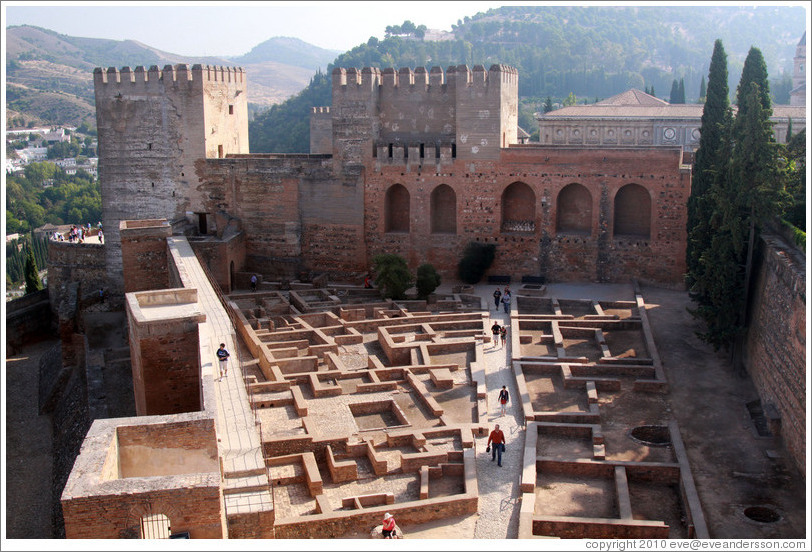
xmin=248 ymin=5 xmax=804 ymax=153
xmin=5 ymin=25 xmax=339 ymax=128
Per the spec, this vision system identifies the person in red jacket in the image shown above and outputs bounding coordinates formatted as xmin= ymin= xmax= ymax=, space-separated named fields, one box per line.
xmin=382 ymin=512 xmax=396 ymax=538
xmin=487 ymin=424 xmax=506 ymax=466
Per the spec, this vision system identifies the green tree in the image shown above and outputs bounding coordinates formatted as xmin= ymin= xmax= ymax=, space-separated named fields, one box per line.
xmin=698 ymin=75 xmax=706 ymax=102
xmin=372 ymin=253 xmax=414 ymax=300
xmin=563 ymin=92 xmax=577 ymax=106
xmin=669 ymin=79 xmax=679 ymax=103
xmin=543 ymin=96 xmax=554 ymax=113
xmin=678 ymin=78 xmax=686 ymax=103
xmin=24 ymin=246 xmax=43 ymax=294
xmin=690 ymin=47 xmax=788 ymax=358
xmin=686 ymin=39 xmax=730 ymax=291
xmin=416 ymin=263 xmax=441 ymax=299
xmin=736 ymin=47 xmax=770 ymax=111
xmin=458 ymin=242 xmax=496 ymax=284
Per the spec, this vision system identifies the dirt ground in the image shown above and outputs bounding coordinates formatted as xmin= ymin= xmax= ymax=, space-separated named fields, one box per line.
xmin=4 ymin=282 xmax=807 ymax=539
xmin=5 ymin=338 xmax=57 ymax=538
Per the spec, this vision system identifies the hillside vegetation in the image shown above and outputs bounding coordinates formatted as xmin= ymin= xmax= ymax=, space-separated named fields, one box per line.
xmin=5 ymin=26 xmax=338 ymax=127
xmin=248 ymin=5 xmax=804 ymax=153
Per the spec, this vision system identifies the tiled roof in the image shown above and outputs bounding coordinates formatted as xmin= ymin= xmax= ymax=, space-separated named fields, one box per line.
xmin=595 ymin=89 xmax=670 ymax=107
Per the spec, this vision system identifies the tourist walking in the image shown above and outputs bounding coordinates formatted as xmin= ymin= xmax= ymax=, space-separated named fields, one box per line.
xmin=491 ymin=321 xmax=501 ymax=347
xmin=98 ymin=229 xmax=104 ymax=244
xmin=250 ymin=274 xmax=258 ymax=292
xmin=216 ymin=343 xmax=230 ymax=380
xmin=500 ymin=325 xmax=507 ymax=348
xmin=501 ymin=291 xmax=511 ymax=314
xmin=493 ymin=288 xmax=502 ymax=310
xmin=486 ymin=424 xmax=506 ymax=466
xmin=498 ymin=385 xmax=510 ymax=416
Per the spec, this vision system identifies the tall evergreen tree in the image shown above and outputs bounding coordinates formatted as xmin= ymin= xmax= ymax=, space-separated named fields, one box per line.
xmin=669 ymin=79 xmax=679 ymax=103
xmin=686 ymin=39 xmax=730 ymax=290
xmin=698 ymin=75 xmax=706 ymax=103
xmin=735 ymin=47 xmax=770 ymax=111
xmin=678 ymin=78 xmax=686 ymax=103
xmin=690 ymin=47 xmax=788 ymax=357
xmin=24 ymin=246 xmax=43 ymax=294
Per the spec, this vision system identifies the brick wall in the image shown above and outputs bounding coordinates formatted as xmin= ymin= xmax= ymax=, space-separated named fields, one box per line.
xmin=63 ymin=484 xmax=222 ymax=539
xmin=5 ymin=289 xmax=52 ymax=353
xmin=120 ymin=220 xmax=172 ymax=293
xmin=745 ymin=233 xmax=806 ymax=474
xmin=364 ymin=147 xmax=689 ymax=285
xmin=48 ymin=241 xmax=107 ymax=311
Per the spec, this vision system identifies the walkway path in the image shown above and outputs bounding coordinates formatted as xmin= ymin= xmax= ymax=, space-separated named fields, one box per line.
xmin=166 ymin=237 xmax=272 ymax=521
xmin=471 ymin=285 xmax=524 ymax=539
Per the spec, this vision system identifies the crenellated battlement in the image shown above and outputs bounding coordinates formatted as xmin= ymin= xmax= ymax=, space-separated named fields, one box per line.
xmin=94 ymin=64 xmax=246 ymax=88
xmin=332 ymin=64 xmax=517 ymax=93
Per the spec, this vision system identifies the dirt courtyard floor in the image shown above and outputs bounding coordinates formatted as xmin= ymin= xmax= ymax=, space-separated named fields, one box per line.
xmin=4 ymin=281 xmax=808 ymax=540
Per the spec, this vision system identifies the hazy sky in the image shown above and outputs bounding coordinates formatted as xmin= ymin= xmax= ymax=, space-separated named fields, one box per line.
xmin=4 ymin=1 xmax=512 ymax=56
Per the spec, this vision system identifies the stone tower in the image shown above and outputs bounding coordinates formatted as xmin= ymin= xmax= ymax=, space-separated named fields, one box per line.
xmin=94 ymin=64 xmax=249 ymax=296
xmin=790 ymin=32 xmax=806 ymax=106
xmin=323 ymin=64 xmax=519 ymax=166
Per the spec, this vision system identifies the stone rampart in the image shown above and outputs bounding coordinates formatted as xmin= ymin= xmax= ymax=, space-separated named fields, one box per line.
xmin=47 ymin=240 xmax=107 ymax=311
xmin=745 ymin=232 xmax=806 ymax=474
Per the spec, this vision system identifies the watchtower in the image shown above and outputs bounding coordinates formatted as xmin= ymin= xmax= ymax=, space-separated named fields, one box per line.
xmin=318 ymin=64 xmax=519 ymax=166
xmin=93 ymin=64 xmax=249 ymax=297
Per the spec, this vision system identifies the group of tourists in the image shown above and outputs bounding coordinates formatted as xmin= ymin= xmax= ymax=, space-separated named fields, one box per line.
xmin=52 ymin=221 xmax=103 ymax=244
xmin=492 ymin=286 xmax=511 ymax=313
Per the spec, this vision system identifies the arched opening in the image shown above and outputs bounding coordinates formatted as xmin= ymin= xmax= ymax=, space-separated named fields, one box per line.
xmin=556 ymin=183 xmax=592 ymax=234
xmin=613 ymin=184 xmax=651 ymax=238
xmin=430 ymin=184 xmax=457 ymax=234
xmin=385 ymin=184 xmax=410 ymax=233
xmin=501 ymin=181 xmax=535 ymax=232
xmin=140 ymin=513 xmax=171 ymax=539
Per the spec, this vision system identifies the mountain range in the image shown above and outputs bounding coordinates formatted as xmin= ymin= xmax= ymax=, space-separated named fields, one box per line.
xmin=5 ymin=5 xmax=806 ymax=135
xmin=5 ymin=25 xmax=339 ymax=127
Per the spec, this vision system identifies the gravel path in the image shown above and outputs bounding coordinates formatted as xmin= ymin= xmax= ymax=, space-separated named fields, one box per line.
xmin=472 ymin=289 xmax=523 ymax=539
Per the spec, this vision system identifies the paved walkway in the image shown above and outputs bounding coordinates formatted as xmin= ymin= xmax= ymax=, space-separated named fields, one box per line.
xmin=471 ymin=285 xmax=524 ymax=539
xmin=166 ymin=237 xmax=271 ymax=519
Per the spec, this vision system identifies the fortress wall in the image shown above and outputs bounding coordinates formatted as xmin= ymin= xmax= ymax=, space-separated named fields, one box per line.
xmin=377 ymin=67 xmax=457 ymax=145
xmin=48 ymin=241 xmax=107 ymax=310
xmin=310 ymin=107 xmax=333 ymax=155
xmin=364 ymin=147 xmax=689 ymax=285
xmin=455 ymin=65 xmax=519 ymax=159
xmin=745 ymin=233 xmax=806 ymax=474
xmin=197 ymin=156 xmax=366 ymax=279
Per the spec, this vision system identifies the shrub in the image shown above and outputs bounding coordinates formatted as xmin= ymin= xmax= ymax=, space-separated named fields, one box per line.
xmin=457 ymin=242 xmax=496 ymax=284
xmin=372 ymin=253 xmax=414 ymax=300
xmin=416 ymin=263 xmax=441 ymax=299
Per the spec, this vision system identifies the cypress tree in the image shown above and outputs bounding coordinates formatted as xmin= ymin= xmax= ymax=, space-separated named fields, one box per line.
xmin=669 ymin=79 xmax=679 ymax=103
xmin=736 ymin=47 xmax=770 ymax=112
xmin=678 ymin=78 xmax=686 ymax=103
xmin=24 ymin=246 xmax=43 ymax=294
xmin=690 ymin=47 xmax=789 ymax=358
xmin=686 ymin=39 xmax=730 ymax=291
xmin=650 ymin=85 xmax=655 ymax=98
xmin=698 ymin=75 xmax=706 ymax=103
